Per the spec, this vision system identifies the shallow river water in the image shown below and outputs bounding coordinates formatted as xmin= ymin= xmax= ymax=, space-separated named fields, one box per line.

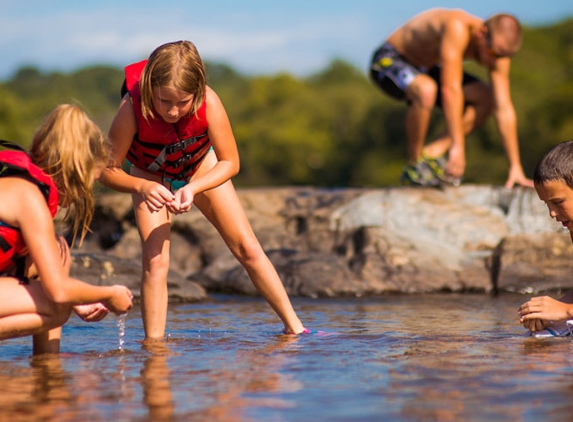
xmin=2 ymin=293 xmax=573 ymax=421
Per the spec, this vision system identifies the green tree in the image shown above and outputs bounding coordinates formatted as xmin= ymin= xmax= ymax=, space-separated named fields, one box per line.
xmin=1 ymin=17 xmax=572 ymax=187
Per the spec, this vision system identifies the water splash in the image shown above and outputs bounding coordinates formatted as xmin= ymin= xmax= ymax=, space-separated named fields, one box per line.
xmin=117 ymin=313 xmax=127 ymax=350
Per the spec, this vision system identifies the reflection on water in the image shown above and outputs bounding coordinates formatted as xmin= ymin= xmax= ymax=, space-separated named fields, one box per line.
xmin=2 ymin=294 xmax=573 ymax=421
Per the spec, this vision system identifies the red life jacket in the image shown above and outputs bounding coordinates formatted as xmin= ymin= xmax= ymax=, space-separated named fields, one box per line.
xmin=0 ymin=148 xmax=59 ymax=272
xmin=124 ymin=60 xmax=211 ymax=181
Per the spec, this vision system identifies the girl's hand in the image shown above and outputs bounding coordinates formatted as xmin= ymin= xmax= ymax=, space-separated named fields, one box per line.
xmin=168 ymin=185 xmax=195 ymax=214
xmin=74 ymin=303 xmax=110 ymax=322
xmin=104 ymin=285 xmax=134 ymax=315
xmin=141 ymin=180 xmax=175 ymax=212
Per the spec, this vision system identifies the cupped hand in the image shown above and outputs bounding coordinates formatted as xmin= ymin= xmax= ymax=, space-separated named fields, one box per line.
xmin=518 ymin=296 xmax=572 ymax=325
xmin=521 ymin=317 xmax=548 ymax=332
xmin=141 ymin=180 xmax=175 ymax=212
xmin=105 ymin=285 xmax=133 ymax=315
xmin=74 ymin=303 xmax=109 ymax=322
xmin=167 ymin=185 xmax=195 ymax=214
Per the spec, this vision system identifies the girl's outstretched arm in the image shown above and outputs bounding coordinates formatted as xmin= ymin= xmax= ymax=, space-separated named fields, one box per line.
xmin=11 ymin=179 xmax=132 ymax=313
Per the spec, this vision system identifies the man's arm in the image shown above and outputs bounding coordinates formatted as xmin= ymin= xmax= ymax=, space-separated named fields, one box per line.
xmin=489 ymin=59 xmax=533 ymax=188
xmin=439 ymin=18 xmax=469 ymax=178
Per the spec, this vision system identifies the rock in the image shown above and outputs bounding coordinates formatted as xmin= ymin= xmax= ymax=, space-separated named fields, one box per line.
xmin=70 ymin=185 xmax=569 ymax=299
xmin=69 ymin=251 xmax=206 ymax=302
xmin=495 ymin=232 xmax=573 ymax=294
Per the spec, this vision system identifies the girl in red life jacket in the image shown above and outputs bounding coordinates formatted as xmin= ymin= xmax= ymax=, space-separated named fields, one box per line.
xmin=100 ymin=40 xmax=308 ymax=338
xmin=0 ymin=104 xmax=133 ymax=355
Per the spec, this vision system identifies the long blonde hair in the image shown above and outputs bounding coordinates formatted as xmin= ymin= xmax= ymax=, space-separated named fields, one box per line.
xmin=28 ymin=104 xmax=108 ymax=245
xmin=139 ymin=40 xmax=207 ymax=121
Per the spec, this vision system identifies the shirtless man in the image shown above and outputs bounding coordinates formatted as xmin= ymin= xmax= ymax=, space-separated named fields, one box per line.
xmin=370 ymin=8 xmax=533 ymax=188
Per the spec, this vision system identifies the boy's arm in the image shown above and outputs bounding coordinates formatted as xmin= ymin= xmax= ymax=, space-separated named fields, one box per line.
xmin=518 ymin=295 xmax=573 ymax=326
xmin=558 ymin=290 xmax=573 ymax=304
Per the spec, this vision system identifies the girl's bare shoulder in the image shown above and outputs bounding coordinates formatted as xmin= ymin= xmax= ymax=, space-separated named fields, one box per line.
xmin=0 ymin=177 xmax=49 ymax=226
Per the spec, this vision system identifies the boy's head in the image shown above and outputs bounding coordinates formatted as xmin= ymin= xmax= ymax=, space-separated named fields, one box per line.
xmin=534 ymin=141 xmax=573 ymax=235
xmin=534 ymin=140 xmax=573 ymax=190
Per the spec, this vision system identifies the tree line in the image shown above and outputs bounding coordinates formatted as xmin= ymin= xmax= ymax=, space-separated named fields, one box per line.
xmin=1 ymin=18 xmax=572 ymax=187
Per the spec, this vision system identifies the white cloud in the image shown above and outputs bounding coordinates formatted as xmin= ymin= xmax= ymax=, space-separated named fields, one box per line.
xmin=1 ymin=1 xmax=572 ymax=79
xmin=0 ymin=5 xmax=373 ymax=78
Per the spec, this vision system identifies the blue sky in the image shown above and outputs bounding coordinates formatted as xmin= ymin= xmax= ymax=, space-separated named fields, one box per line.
xmin=1 ymin=0 xmax=572 ymax=80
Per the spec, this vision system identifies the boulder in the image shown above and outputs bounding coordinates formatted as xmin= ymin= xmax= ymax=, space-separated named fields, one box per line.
xmin=69 ymin=185 xmax=569 ymax=300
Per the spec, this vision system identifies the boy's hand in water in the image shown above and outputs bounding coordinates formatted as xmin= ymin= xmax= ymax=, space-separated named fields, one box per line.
xmin=105 ymin=285 xmax=133 ymax=315
xmin=74 ymin=303 xmax=109 ymax=322
xmin=518 ymin=296 xmax=573 ymax=329
xmin=521 ymin=317 xmax=548 ymax=332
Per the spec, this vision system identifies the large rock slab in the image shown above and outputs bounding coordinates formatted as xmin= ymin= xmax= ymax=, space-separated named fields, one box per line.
xmin=69 ymin=185 xmax=569 ymax=300
xmin=495 ymin=232 xmax=573 ymax=294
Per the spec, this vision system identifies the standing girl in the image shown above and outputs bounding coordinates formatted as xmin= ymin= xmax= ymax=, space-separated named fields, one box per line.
xmin=0 ymin=104 xmax=133 ymax=354
xmin=100 ymin=41 xmax=307 ymax=338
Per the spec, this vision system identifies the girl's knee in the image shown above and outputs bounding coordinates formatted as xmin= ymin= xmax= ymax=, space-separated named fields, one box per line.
xmin=233 ymin=236 xmax=265 ymax=265
xmin=143 ymin=249 xmax=171 ymax=276
xmin=46 ymin=302 xmax=73 ymax=329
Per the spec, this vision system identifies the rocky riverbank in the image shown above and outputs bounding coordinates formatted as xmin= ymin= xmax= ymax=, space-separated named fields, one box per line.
xmin=69 ymin=185 xmax=573 ymax=301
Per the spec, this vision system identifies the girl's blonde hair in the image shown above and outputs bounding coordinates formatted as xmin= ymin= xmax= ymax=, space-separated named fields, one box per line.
xmin=28 ymin=104 xmax=109 ymax=245
xmin=139 ymin=40 xmax=207 ymax=121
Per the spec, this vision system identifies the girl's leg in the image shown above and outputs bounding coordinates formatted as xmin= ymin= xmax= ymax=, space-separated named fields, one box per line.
xmin=31 ymin=235 xmax=70 ymax=353
xmin=0 ymin=277 xmax=72 ymax=346
xmin=132 ymin=192 xmax=172 ymax=339
xmin=33 ymin=327 xmax=63 ymax=354
xmin=193 ymin=179 xmax=305 ymax=334
xmin=8 ymin=236 xmax=71 ymax=355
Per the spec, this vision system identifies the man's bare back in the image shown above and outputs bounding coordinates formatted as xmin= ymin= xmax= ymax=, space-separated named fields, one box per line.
xmin=386 ymin=8 xmax=483 ymax=69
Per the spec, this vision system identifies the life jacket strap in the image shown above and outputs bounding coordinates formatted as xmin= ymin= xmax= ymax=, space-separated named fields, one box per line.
xmin=147 ymin=132 xmax=207 ymax=173
xmin=0 ymin=139 xmax=26 ymax=152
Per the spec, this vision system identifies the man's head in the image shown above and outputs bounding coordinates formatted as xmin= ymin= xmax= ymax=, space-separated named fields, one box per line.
xmin=534 ymin=141 xmax=573 ymax=234
xmin=481 ymin=13 xmax=522 ymax=59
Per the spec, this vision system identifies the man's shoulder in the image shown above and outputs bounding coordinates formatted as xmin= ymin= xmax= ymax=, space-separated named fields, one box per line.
xmin=416 ymin=8 xmax=475 ymax=30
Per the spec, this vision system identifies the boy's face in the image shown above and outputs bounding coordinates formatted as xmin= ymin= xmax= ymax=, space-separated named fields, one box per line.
xmin=536 ymin=179 xmax=573 ymax=234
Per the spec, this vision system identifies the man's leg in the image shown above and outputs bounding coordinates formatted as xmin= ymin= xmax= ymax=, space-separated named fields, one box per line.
xmin=423 ymin=80 xmax=493 ymax=159
xmin=404 ymin=74 xmax=439 ymax=164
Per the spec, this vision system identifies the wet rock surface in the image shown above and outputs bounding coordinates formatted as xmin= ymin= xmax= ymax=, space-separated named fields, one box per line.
xmin=69 ymin=185 xmax=572 ymax=300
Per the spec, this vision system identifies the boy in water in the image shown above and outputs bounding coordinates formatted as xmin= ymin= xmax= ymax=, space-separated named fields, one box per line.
xmin=518 ymin=141 xmax=573 ymax=335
